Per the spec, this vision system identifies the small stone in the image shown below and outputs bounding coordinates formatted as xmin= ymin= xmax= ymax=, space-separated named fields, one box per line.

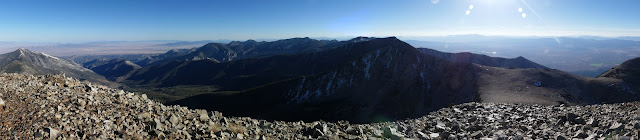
xmin=417 ymin=131 xmax=428 ymax=138
xmin=382 ymin=127 xmax=404 ymax=140
xmin=566 ymin=113 xmax=585 ymax=124
xmin=46 ymin=127 xmax=59 ymax=138
xmin=169 ymin=115 xmax=181 ymax=126
xmin=470 ymin=131 xmax=483 ymax=139
xmin=372 ymin=129 xmax=383 ymax=137
xmin=618 ymin=136 xmax=632 ymax=140
xmin=34 ymin=131 xmax=43 ymax=138
xmin=587 ymin=118 xmax=599 ymax=127
xmin=216 ymin=131 xmax=231 ymax=138
xmin=453 ymin=108 xmax=462 ymax=113
xmin=196 ymin=109 xmax=209 ymax=121
xmin=556 ymin=135 xmax=568 ymax=140
xmin=346 ymin=126 xmax=362 ymax=135
xmin=513 ymin=135 xmax=524 ymax=140
xmin=77 ymin=98 xmax=86 ymax=106
xmin=303 ymin=128 xmax=324 ymax=137
xmin=84 ymin=85 xmax=95 ymax=92
xmin=610 ymin=122 xmax=623 ymax=130
xmin=237 ymin=133 xmax=244 ymax=139
xmin=429 ymin=133 xmax=439 ymax=138
xmin=573 ymin=130 xmax=588 ymax=139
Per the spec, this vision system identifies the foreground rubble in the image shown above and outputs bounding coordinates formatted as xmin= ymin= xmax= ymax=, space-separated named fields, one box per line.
xmin=0 ymin=73 xmax=638 ymax=139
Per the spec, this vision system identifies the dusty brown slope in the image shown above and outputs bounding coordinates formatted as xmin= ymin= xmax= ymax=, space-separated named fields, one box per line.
xmin=599 ymin=57 xmax=640 ymax=86
xmin=477 ymin=65 xmax=639 ymax=105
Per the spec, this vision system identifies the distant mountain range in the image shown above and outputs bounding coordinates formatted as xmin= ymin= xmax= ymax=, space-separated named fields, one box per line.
xmin=404 ymin=36 xmax=640 ymax=77
xmin=155 ymin=40 xmax=233 ymax=47
xmin=3 ymin=37 xmax=638 ymax=123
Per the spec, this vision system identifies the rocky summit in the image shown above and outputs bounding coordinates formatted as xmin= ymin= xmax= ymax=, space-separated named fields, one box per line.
xmin=0 ymin=73 xmax=639 ymax=139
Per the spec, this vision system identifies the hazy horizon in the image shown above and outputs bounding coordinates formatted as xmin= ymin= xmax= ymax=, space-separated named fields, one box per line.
xmin=2 ymin=0 xmax=639 ymax=42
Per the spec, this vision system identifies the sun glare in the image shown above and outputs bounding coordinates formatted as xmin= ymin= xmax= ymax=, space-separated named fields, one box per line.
xmin=462 ymin=0 xmax=528 ymax=19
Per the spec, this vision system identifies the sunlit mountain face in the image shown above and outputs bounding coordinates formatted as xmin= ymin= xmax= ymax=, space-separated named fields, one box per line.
xmin=1 ymin=0 xmax=640 ymax=139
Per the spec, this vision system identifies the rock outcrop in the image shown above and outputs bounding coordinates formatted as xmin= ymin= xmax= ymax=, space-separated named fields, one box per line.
xmin=0 ymin=73 xmax=639 ymax=139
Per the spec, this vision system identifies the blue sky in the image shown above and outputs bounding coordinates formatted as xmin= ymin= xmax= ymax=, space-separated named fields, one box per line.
xmin=1 ymin=0 xmax=639 ymax=42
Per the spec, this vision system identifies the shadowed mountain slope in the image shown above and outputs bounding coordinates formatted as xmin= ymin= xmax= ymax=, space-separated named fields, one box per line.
xmin=85 ymin=59 xmax=141 ymax=82
xmin=142 ymin=38 xmax=340 ymax=67
xmin=418 ymin=47 xmax=548 ymax=69
xmin=166 ymin=37 xmax=479 ymax=123
xmin=118 ymin=37 xmax=640 ymax=123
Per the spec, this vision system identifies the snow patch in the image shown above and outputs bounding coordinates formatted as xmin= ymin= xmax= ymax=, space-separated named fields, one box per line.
xmin=362 ymin=54 xmax=372 ymax=79
xmin=40 ymin=52 xmax=60 ymax=60
xmin=386 ymin=60 xmax=391 ymax=69
xmin=325 ymin=72 xmax=337 ymax=94
xmin=534 ymin=81 xmax=542 ymax=87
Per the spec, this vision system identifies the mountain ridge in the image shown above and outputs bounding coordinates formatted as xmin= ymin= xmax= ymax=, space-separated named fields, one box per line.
xmin=164 ymin=37 xmax=640 ymax=123
xmin=0 ymin=48 xmax=115 ymax=87
xmin=418 ymin=47 xmax=548 ymax=69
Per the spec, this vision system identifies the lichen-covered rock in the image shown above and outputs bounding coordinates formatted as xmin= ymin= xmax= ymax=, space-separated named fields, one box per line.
xmin=0 ymin=73 xmax=639 ymax=139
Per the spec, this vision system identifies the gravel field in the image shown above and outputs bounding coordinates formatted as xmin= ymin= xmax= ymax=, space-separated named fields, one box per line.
xmin=0 ymin=73 xmax=638 ymax=139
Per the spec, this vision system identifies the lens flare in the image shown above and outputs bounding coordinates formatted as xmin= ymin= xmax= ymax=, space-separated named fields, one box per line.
xmin=469 ymin=5 xmax=474 ymax=10
xmin=466 ymin=10 xmax=471 ymax=15
xmin=522 ymin=13 xmax=527 ymax=18
xmin=430 ymin=0 xmax=440 ymax=4
xmin=518 ymin=8 xmax=523 ymax=13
